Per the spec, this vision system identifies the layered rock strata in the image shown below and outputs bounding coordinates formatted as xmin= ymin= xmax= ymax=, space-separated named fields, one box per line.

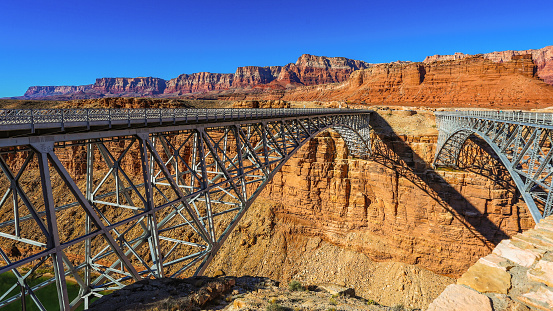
xmin=22 ymin=54 xmax=369 ymax=99
xmin=280 ymin=55 xmax=553 ymax=106
xmin=164 ymin=72 xmax=234 ymax=94
xmin=23 ymin=85 xmax=93 ymax=97
xmin=425 ymin=45 xmax=553 ymax=85
xmin=232 ymin=66 xmax=282 ymax=88
xmin=20 ymin=46 xmax=553 ymax=107
xmin=93 ymin=77 xmax=167 ymax=95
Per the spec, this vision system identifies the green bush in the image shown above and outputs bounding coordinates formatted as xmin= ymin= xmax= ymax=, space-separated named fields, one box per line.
xmin=288 ymin=280 xmax=304 ymax=291
xmin=366 ymin=299 xmax=378 ymax=305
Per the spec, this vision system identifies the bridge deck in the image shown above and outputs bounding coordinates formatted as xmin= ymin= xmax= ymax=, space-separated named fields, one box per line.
xmin=436 ymin=110 xmax=553 ymax=127
xmin=0 ymin=108 xmax=371 ymax=135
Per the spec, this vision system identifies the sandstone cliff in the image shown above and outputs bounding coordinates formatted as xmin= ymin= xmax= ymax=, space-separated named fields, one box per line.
xmin=280 ymin=55 xmax=553 ymax=107
xmin=275 ymin=54 xmax=370 ymax=86
xmin=425 ymin=45 xmax=553 ymax=85
xmin=21 ymin=54 xmax=367 ymax=99
xmin=231 ymin=66 xmax=282 ymax=88
xmin=165 ymin=72 xmax=234 ymax=94
xmin=23 ymin=85 xmax=93 ymax=98
xmin=19 ymin=46 xmax=553 ymax=107
xmin=24 ymin=77 xmax=168 ymax=98
xmin=93 ymin=77 xmax=166 ymax=95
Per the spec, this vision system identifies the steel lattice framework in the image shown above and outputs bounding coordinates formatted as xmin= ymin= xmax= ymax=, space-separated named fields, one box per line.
xmin=0 ymin=108 xmax=371 ymax=310
xmin=434 ymin=110 xmax=553 ymax=223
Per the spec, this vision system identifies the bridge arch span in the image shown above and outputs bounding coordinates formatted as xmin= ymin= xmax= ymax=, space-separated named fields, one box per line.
xmin=434 ymin=111 xmax=553 ymax=223
xmin=0 ymin=108 xmax=371 ymax=310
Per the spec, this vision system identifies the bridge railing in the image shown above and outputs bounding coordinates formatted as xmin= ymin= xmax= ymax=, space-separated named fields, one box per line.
xmin=435 ymin=110 xmax=553 ymax=125
xmin=0 ymin=108 xmax=371 ymax=131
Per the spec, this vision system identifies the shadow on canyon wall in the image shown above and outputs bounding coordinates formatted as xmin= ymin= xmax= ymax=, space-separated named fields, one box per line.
xmin=369 ymin=113 xmax=516 ymax=250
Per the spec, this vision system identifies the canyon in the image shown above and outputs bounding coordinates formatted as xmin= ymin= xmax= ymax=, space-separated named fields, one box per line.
xmin=201 ymin=106 xmax=534 ymax=309
xmin=0 ymin=98 xmax=546 ymax=310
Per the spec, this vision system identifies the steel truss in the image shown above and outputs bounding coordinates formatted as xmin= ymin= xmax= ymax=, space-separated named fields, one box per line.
xmin=0 ymin=108 xmax=371 ymax=310
xmin=434 ymin=110 xmax=553 ymax=223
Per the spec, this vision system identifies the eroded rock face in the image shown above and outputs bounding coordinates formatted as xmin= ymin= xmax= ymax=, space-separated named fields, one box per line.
xmin=424 ymin=45 xmax=553 ymax=85
xmin=232 ymin=66 xmax=282 ymax=88
xmin=276 ymin=54 xmax=370 ymax=86
xmin=93 ymin=77 xmax=167 ymax=95
xmin=23 ymin=85 xmax=93 ymax=98
xmin=255 ymin=120 xmax=532 ymax=277
xmin=282 ymin=55 xmax=553 ymax=106
xmin=20 ymin=46 xmax=553 ymax=104
xmin=24 ymin=78 xmax=168 ymax=98
xmin=296 ymin=54 xmax=369 ymax=70
xmin=164 ymin=72 xmax=234 ymax=94
xmin=21 ymin=54 xmax=368 ymax=99
xmin=206 ymin=198 xmax=455 ymax=310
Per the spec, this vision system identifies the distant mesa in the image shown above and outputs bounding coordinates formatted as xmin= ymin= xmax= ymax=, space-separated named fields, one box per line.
xmin=21 ymin=54 xmax=370 ymax=100
xmin=16 ymin=46 xmax=553 ymax=107
xmin=280 ymin=52 xmax=553 ymax=107
xmin=424 ymin=45 xmax=553 ymax=85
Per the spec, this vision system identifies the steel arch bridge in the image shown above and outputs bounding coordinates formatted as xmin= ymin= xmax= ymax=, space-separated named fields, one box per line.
xmin=0 ymin=108 xmax=371 ymax=310
xmin=434 ymin=110 xmax=553 ymax=223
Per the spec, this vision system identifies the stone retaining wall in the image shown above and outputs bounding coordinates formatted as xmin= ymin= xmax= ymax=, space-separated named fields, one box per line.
xmin=429 ymin=216 xmax=553 ymax=310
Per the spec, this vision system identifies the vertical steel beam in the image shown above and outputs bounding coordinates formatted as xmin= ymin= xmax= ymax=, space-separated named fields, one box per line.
xmin=84 ymin=142 xmax=94 ymax=309
xmin=137 ymin=134 xmax=164 ymax=278
xmin=33 ymin=143 xmax=70 ymax=311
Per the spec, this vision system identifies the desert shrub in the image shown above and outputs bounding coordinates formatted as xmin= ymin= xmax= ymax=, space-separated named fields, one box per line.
xmin=366 ymin=299 xmax=377 ymax=305
xmin=288 ymin=280 xmax=304 ymax=291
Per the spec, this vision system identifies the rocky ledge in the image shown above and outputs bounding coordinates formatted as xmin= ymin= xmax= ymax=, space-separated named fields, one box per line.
xmin=429 ymin=215 xmax=553 ymax=310
xmin=90 ymin=276 xmax=416 ymax=311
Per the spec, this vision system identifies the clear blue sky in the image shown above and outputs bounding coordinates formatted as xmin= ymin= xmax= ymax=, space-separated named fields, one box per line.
xmin=1 ymin=0 xmax=552 ymax=98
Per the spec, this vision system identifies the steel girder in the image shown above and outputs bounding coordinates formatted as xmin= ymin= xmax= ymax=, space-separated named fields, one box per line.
xmin=0 ymin=109 xmax=370 ymax=310
xmin=434 ymin=110 xmax=553 ymax=223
